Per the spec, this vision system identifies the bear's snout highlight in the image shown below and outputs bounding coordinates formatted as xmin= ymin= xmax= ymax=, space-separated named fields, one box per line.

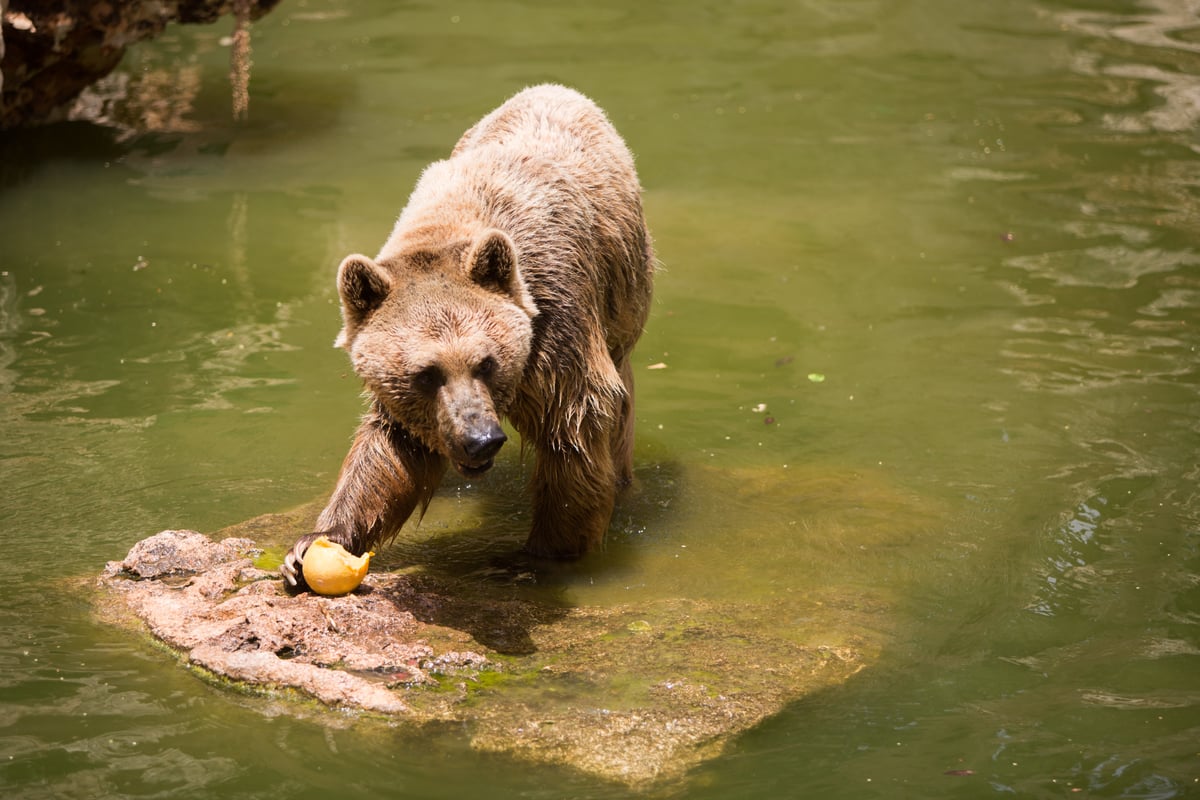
xmin=451 ymin=422 xmax=504 ymax=479
xmin=463 ymin=422 xmax=507 ymax=461
xmin=453 ymin=420 xmax=506 ymax=477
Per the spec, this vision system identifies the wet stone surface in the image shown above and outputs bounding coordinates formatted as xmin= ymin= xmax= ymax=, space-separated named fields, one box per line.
xmin=95 ymin=511 xmax=883 ymax=786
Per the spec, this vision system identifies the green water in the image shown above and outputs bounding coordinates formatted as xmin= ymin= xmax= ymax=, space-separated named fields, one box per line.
xmin=3 ymin=0 xmax=1199 ymax=796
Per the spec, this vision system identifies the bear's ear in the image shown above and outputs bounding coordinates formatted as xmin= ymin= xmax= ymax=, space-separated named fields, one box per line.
xmin=334 ymin=254 xmax=391 ymax=348
xmin=466 ymin=230 xmax=538 ymax=318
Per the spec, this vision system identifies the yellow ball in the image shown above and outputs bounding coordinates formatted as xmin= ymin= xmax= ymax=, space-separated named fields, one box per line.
xmin=302 ymin=536 xmax=373 ymax=596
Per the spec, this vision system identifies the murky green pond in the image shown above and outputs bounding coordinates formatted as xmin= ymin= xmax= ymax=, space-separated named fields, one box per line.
xmin=3 ymin=0 xmax=1199 ymax=796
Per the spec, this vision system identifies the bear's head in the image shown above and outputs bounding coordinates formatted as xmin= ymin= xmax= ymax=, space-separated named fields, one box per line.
xmin=333 ymin=229 xmax=538 ymax=477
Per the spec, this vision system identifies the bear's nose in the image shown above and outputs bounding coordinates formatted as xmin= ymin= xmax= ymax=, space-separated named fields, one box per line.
xmin=463 ymin=423 xmax=507 ymax=461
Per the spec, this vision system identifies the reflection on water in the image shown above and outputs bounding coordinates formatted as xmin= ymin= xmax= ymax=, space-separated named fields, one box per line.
xmin=0 ymin=270 xmax=22 ymax=393
xmin=69 ymin=67 xmax=204 ymax=140
xmin=1027 ymin=494 xmax=1107 ymax=618
xmin=1059 ymin=0 xmax=1200 ymax=135
xmin=1006 ymin=244 xmax=1199 ymax=290
xmin=1 ymin=0 xmax=1199 ymax=797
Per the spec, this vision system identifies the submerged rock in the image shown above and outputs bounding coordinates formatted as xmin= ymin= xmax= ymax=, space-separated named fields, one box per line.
xmin=91 ymin=462 xmax=942 ymax=785
xmin=95 ymin=518 xmax=880 ymax=786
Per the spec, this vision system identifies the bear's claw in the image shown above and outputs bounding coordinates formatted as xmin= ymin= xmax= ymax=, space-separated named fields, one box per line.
xmin=280 ymin=532 xmax=321 ymax=589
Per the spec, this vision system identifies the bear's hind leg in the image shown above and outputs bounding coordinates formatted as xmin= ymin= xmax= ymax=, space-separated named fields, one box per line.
xmin=525 ymin=432 xmax=618 ymax=558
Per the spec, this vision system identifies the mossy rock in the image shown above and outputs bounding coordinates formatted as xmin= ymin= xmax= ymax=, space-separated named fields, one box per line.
xmin=94 ymin=463 xmax=930 ymax=786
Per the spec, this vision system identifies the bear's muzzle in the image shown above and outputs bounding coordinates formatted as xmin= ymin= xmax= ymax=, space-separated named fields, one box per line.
xmin=453 ymin=421 xmax=507 ymax=477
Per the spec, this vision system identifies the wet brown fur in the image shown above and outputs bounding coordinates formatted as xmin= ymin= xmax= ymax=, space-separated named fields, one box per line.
xmin=284 ymin=85 xmax=653 ymax=581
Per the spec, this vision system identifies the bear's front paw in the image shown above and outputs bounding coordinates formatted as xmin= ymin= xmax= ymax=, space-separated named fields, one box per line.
xmin=280 ymin=532 xmax=323 ymax=590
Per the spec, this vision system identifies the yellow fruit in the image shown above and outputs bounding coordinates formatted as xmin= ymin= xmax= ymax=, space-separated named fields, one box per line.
xmin=302 ymin=537 xmax=373 ymax=596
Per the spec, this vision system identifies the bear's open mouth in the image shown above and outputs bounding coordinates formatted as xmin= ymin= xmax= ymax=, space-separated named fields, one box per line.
xmin=454 ymin=458 xmax=494 ymax=478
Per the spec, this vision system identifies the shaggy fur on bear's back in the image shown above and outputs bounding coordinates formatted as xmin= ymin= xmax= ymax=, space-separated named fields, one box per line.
xmin=282 ymin=85 xmax=654 ymax=588
xmin=395 ymin=86 xmax=654 ymax=446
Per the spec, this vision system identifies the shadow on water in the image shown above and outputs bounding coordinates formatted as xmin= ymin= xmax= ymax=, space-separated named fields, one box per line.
xmin=368 ymin=572 xmax=563 ymax=656
xmin=0 ymin=64 xmax=356 ymax=190
xmin=0 ymin=122 xmax=129 ymax=188
xmin=367 ymin=454 xmax=690 ymax=655
xmin=383 ymin=456 xmax=686 ymax=582
xmin=224 ymin=454 xmax=685 ymax=656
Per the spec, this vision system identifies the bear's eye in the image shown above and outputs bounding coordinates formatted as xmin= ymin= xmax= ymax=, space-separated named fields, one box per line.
xmin=476 ymin=356 xmax=499 ymax=381
xmin=412 ymin=366 xmax=445 ymax=394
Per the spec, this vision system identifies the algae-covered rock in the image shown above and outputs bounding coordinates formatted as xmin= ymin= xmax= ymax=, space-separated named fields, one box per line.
xmin=94 ymin=525 xmax=876 ymax=785
xmin=94 ymin=463 xmax=927 ymax=786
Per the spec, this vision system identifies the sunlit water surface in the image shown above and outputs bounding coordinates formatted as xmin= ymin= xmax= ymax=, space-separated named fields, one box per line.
xmin=2 ymin=1 xmax=1198 ymax=797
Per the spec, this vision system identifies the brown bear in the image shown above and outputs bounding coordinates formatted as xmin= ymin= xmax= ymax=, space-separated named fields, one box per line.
xmin=281 ymin=84 xmax=654 ymax=589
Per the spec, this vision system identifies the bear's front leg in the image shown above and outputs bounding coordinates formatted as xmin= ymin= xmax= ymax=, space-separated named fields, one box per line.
xmin=281 ymin=405 xmax=447 ymax=589
xmin=525 ymin=435 xmax=618 ymax=558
